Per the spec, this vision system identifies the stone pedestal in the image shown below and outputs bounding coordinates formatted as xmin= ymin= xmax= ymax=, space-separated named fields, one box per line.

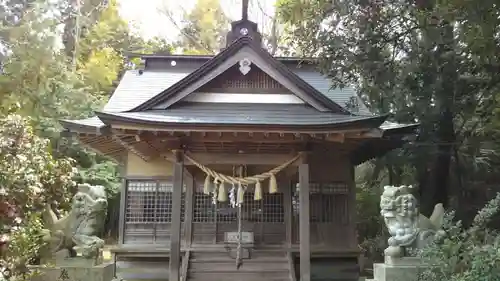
xmin=369 ymin=257 xmax=424 ymax=281
xmin=29 ymin=259 xmax=115 ymax=281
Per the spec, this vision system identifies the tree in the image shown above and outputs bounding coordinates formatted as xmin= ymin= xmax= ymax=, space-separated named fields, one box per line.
xmin=76 ymin=0 xmax=134 ymax=95
xmin=0 ymin=114 xmax=77 ymax=278
xmin=277 ymin=0 xmax=500 ymax=217
xmin=59 ymin=0 xmax=108 ymax=60
xmin=165 ymin=0 xmax=230 ymax=54
xmin=0 ymin=1 xmax=128 ymax=245
xmin=0 ymin=3 xmax=98 ymax=132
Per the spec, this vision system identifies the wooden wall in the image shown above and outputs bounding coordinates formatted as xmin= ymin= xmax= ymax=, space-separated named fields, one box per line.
xmin=126 ymin=152 xmax=173 ymax=177
xmin=120 ymin=149 xmax=357 ymax=253
xmin=296 ymin=149 xmax=357 ymax=251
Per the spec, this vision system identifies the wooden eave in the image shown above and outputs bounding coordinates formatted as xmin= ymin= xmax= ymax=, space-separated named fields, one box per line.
xmin=350 ymin=124 xmax=419 ymax=164
xmin=382 ymin=123 xmax=419 ymax=137
xmin=94 ymin=111 xmax=389 ymax=133
xmin=129 ymin=36 xmax=349 ymax=114
xmin=59 ymin=120 xmax=103 ymax=134
xmin=70 ymin=131 xmax=155 ymax=163
xmin=60 ymin=115 xmax=418 ymax=164
xmin=350 ymin=138 xmax=406 ymax=165
xmin=76 ymin=134 xmax=124 ymax=160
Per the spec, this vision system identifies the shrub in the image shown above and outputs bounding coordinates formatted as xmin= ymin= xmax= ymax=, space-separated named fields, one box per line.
xmin=0 ymin=115 xmax=77 ymax=280
xmin=418 ymin=192 xmax=500 ymax=281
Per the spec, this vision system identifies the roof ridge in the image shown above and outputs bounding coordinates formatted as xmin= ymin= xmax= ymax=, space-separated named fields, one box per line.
xmin=128 ymin=36 xmax=350 ymax=114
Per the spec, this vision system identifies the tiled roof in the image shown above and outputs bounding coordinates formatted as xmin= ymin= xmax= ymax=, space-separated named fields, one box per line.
xmin=103 ymin=70 xmax=190 ymax=112
xmin=61 ymin=112 xmax=418 ymax=133
xmin=293 ymin=70 xmax=372 ymax=115
xmin=96 ymin=103 xmax=384 ymax=126
xmin=101 ymin=68 xmax=372 ymax=115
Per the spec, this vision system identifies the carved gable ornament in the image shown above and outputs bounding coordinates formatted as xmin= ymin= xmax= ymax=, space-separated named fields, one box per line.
xmin=238 ymin=58 xmax=252 ymax=75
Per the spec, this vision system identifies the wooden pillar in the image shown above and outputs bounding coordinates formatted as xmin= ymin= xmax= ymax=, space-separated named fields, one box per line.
xmin=283 ymin=179 xmax=292 ymax=246
xmin=118 ymin=152 xmax=128 ymax=245
xmin=169 ymin=150 xmax=184 ymax=281
xmin=348 ymin=164 xmax=358 ymax=248
xmin=299 ymin=153 xmax=310 ymax=281
xmin=184 ymin=175 xmax=194 ymax=247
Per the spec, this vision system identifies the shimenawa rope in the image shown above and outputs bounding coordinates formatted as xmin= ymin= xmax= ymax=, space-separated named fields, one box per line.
xmin=184 ymin=153 xmax=300 ymax=201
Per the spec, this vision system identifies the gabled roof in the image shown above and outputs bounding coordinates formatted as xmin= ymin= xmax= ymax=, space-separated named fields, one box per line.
xmin=99 ymin=69 xmax=372 ymax=115
xmin=130 ymin=36 xmax=350 ymax=114
xmin=95 ymin=103 xmax=388 ymax=131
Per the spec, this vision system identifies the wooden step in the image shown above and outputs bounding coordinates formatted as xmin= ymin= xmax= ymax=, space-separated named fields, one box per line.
xmin=189 ymin=261 xmax=289 ymax=272
xmin=187 ymin=250 xmax=291 ymax=281
xmin=190 ymin=257 xmax=287 ymax=263
xmin=190 ymin=250 xmax=286 ymax=258
xmin=187 ymin=271 xmax=290 ymax=281
xmin=190 ymin=251 xmax=287 ymax=262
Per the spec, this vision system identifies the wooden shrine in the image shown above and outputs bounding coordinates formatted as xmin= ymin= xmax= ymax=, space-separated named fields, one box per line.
xmin=60 ymin=5 xmax=418 ymax=281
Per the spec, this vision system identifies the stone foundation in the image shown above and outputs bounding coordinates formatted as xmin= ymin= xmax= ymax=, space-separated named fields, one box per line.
xmin=29 ymin=261 xmax=114 ymax=281
xmin=367 ymin=257 xmax=425 ymax=281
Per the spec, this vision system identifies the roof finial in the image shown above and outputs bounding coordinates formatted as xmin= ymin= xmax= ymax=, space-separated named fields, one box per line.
xmin=242 ymin=0 xmax=248 ymax=21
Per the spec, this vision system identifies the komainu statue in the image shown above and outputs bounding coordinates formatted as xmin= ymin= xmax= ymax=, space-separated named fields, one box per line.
xmin=41 ymin=183 xmax=108 ymax=261
xmin=380 ymin=185 xmax=445 ymax=259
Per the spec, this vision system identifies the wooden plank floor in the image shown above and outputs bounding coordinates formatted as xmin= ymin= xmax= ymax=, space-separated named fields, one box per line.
xmin=104 ymin=246 xmax=169 ymax=281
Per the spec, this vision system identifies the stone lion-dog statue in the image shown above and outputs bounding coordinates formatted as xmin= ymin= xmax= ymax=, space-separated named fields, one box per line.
xmin=380 ymin=185 xmax=445 ymax=259
xmin=41 ymin=183 xmax=108 ymax=261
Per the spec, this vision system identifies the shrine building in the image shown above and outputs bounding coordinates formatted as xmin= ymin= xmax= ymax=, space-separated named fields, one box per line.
xmin=60 ymin=6 xmax=418 ymax=281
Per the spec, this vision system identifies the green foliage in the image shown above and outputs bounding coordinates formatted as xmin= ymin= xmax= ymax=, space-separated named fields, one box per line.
xmin=277 ymin=0 xmax=500 ymax=217
xmin=0 ymin=0 xmax=145 ymax=250
xmin=356 ymin=184 xmax=386 ymax=262
xmin=0 ymin=4 xmax=100 ymax=134
xmin=418 ymin=192 xmax=500 ymax=281
xmin=355 ymin=163 xmax=395 ymax=262
xmin=76 ymin=161 xmax=120 ymax=200
xmin=77 ymin=0 xmax=141 ymax=96
xmin=139 ymin=36 xmax=173 ymax=54
xmin=174 ymin=0 xmax=230 ymax=54
xmin=0 ymin=115 xmax=77 ymax=224
xmin=0 ymin=115 xmax=77 ymax=278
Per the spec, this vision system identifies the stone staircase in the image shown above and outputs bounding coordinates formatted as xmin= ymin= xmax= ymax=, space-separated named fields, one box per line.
xmin=185 ymin=250 xmax=293 ymax=281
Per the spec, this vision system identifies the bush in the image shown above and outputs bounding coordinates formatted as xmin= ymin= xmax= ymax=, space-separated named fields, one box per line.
xmin=0 ymin=115 xmax=77 ymax=280
xmin=418 ymin=192 xmax=500 ymax=281
xmin=356 ymin=184 xmax=387 ymax=263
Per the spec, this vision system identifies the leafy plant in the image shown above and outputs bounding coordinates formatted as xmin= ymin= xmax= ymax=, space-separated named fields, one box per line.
xmin=418 ymin=192 xmax=500 ymax=281
xmin=0 ymin=114 xmax=77 ymax=279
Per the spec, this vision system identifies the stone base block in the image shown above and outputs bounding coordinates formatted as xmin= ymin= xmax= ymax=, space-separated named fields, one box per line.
xmin=29 ymin=262 xmax=114 ymax=281
xmin=373 ymin=258 xmax=425 ymax=281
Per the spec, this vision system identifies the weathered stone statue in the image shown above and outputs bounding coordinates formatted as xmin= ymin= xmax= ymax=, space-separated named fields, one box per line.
xmin=41 ymin=183 xmax=108 ymax=263
xmin=379 ymin=185 xmax=445 ymax=259
xmin=366 ymin=185 xmax=445 ymax=281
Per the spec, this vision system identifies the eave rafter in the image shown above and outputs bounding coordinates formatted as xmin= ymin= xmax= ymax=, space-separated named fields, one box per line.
xmin=111 ymin=135 xmax=151 ymax=161
xmin=71 ymin=125 xmax=390 ymax=162
xmin=111 ymin=128 xmax=386 ymax=145
xmin=76 ymin=132 xmax=160 ymax=162
xmin=78 ymin=134 xmax=123 ymax=161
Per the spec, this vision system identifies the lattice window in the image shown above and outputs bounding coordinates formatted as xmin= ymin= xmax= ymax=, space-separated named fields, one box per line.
xmin=199 ymin=65 xmax=285 ymax=92
xmin=125 ymin=180 xmax=185 ymax=224
xmin=192 ymin=183 xmax=285 ymax=224
xmin=293 ymin=182 xmax=349 ymax=223
xmin=322 ymin=182 xmax=349 ymax=194
xmin=194 ymin=184 xmax=215 ymax=222
xmin=263 ymin=193 xmax=284 ymax=223
xmin=217 ymin=191 xmax=262 ymax=223
xmin=215 ymin=191 xmax=285 ymax=223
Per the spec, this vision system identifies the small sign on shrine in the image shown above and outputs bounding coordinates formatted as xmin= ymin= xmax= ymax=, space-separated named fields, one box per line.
xmin=224 ymin=231 xmax=254 ymax=244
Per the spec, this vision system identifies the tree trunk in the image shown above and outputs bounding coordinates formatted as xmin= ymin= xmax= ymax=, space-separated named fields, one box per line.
xmin=422 ymin=109 xmax=454 ymax=215
xmin=419 ymin=22 xmax=457 ymax=216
